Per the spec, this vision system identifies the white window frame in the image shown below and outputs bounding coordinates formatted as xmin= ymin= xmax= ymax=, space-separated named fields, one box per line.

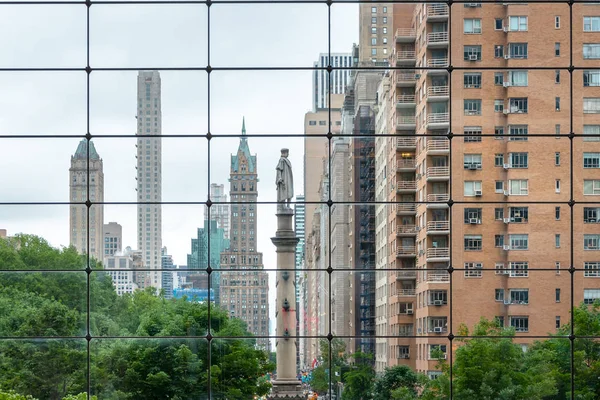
xmin=584 ymin=16 xmax=600 ymax=32
xmin=464 ymin=262 xmax=483 ymax=277
xmin=510 ymin=316 xmax=529 ymax=332
xmin=584 ymin=179 xmax=600 ymax=195
xmin=584 ymin=234 xmax=600 ymax=250
xmin=584 ymin=288 xmax=600 ymax=304
xmin=584 ymin=262 xmax=600 ymax=277
xmin=510 ymin=289 xmax=529 ymax=304
xmin=509 ymin=234 xmax=529 ymax=250
xmin=584 ymin=153 xmax=600 ymax=168
xmin=509 ymin=152 xmax=528 ymax=168
xmin=509 ymin=261 xmax=529 ymax=277
xmin=584 ymin=70 xmax=600 ymax=87
xmin=509 ymin=16 xmax=528 ymax=31
xmin=464 ymin=18 xmax=482 ymax=34
xmin=463 ymin=154 xmax=482 ymax=168
xmin=583 ymin=43 xmax=600 ymax=59
xmin=464 ymin=181 xmax=483 ymax=196
xmin=464 ymin=235 xmax=483 ymax=251
xmin=509 ymin=179 xmax=529 ymax=195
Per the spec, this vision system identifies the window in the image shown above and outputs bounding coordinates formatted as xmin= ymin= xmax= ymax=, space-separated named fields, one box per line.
xmin=509 ymin=234 xmax=529 ymax=250
xmin=556 ymin=234 xmax=561 ymax=248
xmin=584 ymin=289 xmax=600 ymax=304
xmin=464 ymin=126 xmax=482 ymax=142
xmin=465 ymin=262 xmax=483 ymax=277
xmin=508 ymin=70 xmax=528 ymax=86
xmin=463 ymin=208 xmax=482 ymax=222
xmin=585 ymin=98 xmax=600 ymax=113
xmin=495 ymin=289 xmax=505 ymax=302
xmin=464 ymin=181 xmax=482 ymax=196
xmin=371 ymin=16 xmax=377 ymax=24
xmin=464 ymin=18 xmax=482 ymax=34
xmin=555 ymin=42 xmax=560 ymax=56
xmin=556 ymin=207 xmax=561 ymax=220
xmin=509 ymin=16 xmax=528 ymax=31
xmin=556 ymin=124 xmax=561 ymax=137
xmin=509 ymin=98 xmax=528 ymax=113
xmin=495 ymin=100 xmax=504 ymax=113
xmin=495 ymin=126 xmax=505 ymax=139
xmin=510 ymin=262 xmax=529 ymax=277
xmin=464 ymin=235 xmax=483 ymax=251
xmin=495 ymin=181 xmax=504 ymax=193
xmin=318 ymin=120 xmax=326 ymax=126
xmin=585 ymin=125 xmax=600 ymax=141
xmin=584 ymin=180 xmax=600 ymax=195
xmin=383 ymin=27 xmax=388 ymax=34
xmin=464 ymin=45 xmax=482 ymax=60
xmin=371 ymin=27 xmax=376 ymax=34
xmin=556 ymin=262 xmax=561 ymax=274
xmin=584 ymin=234 xmax=600 ymax=250
xmin=383 ymin=6 xmax=387 ymax=12
xmin=584 ymin=16 xmax=600 ymax=32
xmin=495 ymin=18 xmax=503 ymax=30
xmin=495 ymin=154 xmax=504 ymax=167
xmin=495 ymin=316 xmax=505 ymax=327
xmin=383 ymin=37 xmax=387 ymax=44
xmin=371 ymin=6 xmax=377 ymax=13
xmin=495 ymin=45 xmax=504 ymax=58
xmin=584 ymin=153 xmax=600 ymax=168
xmin=584 ymin=262 xmax=600 ymax=277
xmin=495 ymin=235 xmax=505 ymax=247
xmin=583 ymin=44 xmax=600 ymax=59
xmin=464 ymin=99 xmax=482 ymax=115
xmin=509 ymin=180 xmax=529 ymax=195
xmin=556 ymin=317 xmax=561 ymax=329
xmin=556 ymin=70 xmax=561 ymax=84
xmin=556 ymin=16 xmax=561 ymax=29
xmin=555 ymin=152 xmax=561 ymax=166
xmin=371 ymin=48 xmax=377 ymax=56
xmin=429 ymin=345 xmax=447 ymax=359
xmin=464 ymin=73 xmax=482 ymax=88
xmin=584 ymin=207 xmax=600 ymax=223
xmin=510 ymin=289 xmax=529 ymax=304
xmin=495 ymin=208 xmax=505 ymax=220
xmin=556 ymin=97 xmax=561 ymax=111
xmin=494 ymin=72 xmax=504 ymax=85
xmin=463 ymin=154 xmax=482 ymax=168
xmin=556 ymin=288 xmax=561 ymax=302
xmin=509 ymin=152 xmax=528 ymax=168
xmin=371 ymin=38 xmax=377 ymax=45
xmin=509 ymin=43 xmax=528 ymax=59
xmin=584 ymin=70 xmax=600 ymax=86
xmin=383 ymin=17 xmax=387 ymax=24
xmin=510 ymin=316 xmax=529 ymax=332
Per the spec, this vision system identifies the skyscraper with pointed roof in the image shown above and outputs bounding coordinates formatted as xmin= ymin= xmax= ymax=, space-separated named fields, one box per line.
xmin=219 ymin=118 xmax=270 ymax=350
xmin=69 ymin=139 xmax=104 ymax=262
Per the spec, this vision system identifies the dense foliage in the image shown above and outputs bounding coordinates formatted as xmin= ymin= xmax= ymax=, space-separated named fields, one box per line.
xmin=0 ymin=235 xmax=273 ymax=400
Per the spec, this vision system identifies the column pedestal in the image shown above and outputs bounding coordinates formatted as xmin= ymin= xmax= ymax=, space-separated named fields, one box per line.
xmin=268 ymin=208 xmax=304 ymax=400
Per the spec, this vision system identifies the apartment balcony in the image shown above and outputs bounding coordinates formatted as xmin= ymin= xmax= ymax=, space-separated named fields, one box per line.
xmin=427 ymin=58 xmax=448 ymax=75
xmin=396 ymin=28 xmax=417 ymax=43
xmin=392 ymin=313 xmax=416 ymax=325
xmin=396 ymin=269 xmax=417 ymax=279
xmin=396 ymin=225 xmax=418 ymax=237
xmin=425 ymin=271 xmax=450 ymax=282
xmin=396 ymin=71 xmax=418 ymax=87
xmin=427 ymin=4 xmax=449 ymax=21
xmin=426 ymin=113 xmax=450 ymax=130
xmin=427 ymin=85 xmax=449 ymax=102
xmin=426 ymin=139 xmax=450 ymax=154
xmin=395 ymin=50 xmax=417 ymax=65
xmin=396 ymin=94 xmax=416 ymax=108
xmin=397 ymin=158 xmax=417 ymax=171
xmin=397 ymin=180 xmax=417 ymax=193
xmin=426 ymin=166 xmax=450 ymax=181
xmin=426 ymin=247 xmax=450 ymax=262
xmin=397 ymin=289 xmax=416 ymax=297
xmin=396 ymin=203 xmax=417 ymax=215
xmin=426 ymin=220 xmax=450 ymax=235
xmin=396 ymin=246 xmax=417 ymax=258
xmin=396 ymin=136 xmax=416 ymax=150
xmin=396 ymin=116 xmax=417 ymax=130
xmin=426 ymin=193 xmax=450 ymax=208
xmin=427 ymin=31 xmax=449 ymax=48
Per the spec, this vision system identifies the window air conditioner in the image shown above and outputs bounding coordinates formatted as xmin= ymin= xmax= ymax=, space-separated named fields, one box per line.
xmin=503 ymin=217 xmax=511 ymax=224
xmin=503 ymin=163 xmax=511 ymax=170
xmin=468 ymin=163 xmax=479 ymax=170
xmin=588 ymin=218 xmax=597 ymax=223
xmin=433 ymin=300 xmax=443 ymax=306
xmin=503 ymin=81 xmax=511 ymax=88
xmin=504 ymin=54 xmax=511 ymax=60
xmin=434 ymin=327 xmax=443 ymax=333
xmin=469 ymin=54 xmax=478 ymax=61
xmin=503 ymin=26 xmax=509 ymax=33
xmin=503 ymin=245 xmax=510 ymax=251
xmin=401 ymin=354 xmax=410 ymax=359
xmin=503 ymin=190 xmax=510 ymax=196
xmin=475 ymin=189 xmax=483 ymax=196
xmin=469 ymin=218 xmax=479 ymax=224
xmin=465 ymin=2 xmax=480 ymax=6
xmin=474 ymin=263 xmax=483 ymax=269
xmin=504 ymin=300 xmax=511 ymax=305
xmin=407 ymin=309 xmax=414 ymax=315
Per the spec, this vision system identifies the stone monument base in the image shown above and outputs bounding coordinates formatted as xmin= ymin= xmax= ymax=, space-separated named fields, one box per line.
xmin=268 ymin=379 xmax=305 ymax=400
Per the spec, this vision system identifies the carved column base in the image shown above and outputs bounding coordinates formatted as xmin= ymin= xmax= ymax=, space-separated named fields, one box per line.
xmin=268 ymin=379 xmax=305 ymax=400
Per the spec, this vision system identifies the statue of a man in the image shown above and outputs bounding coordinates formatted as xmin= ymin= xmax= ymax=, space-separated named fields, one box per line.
xmin=276 ymin=148 xmax=294 ymax=209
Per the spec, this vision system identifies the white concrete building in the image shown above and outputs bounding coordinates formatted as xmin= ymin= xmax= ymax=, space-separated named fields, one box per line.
xmin=205 ymin=183 xmax=230 ymax=240
xmin=103 ymin=222 xmax=122 ymax=258
xmin=104 ymin=254 xmax=138 ymax=296
xmin=312 ymin=53 xmax=354 ymax=111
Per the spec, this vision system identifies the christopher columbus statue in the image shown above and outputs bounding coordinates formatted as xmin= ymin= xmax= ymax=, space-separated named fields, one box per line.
xmin=276 ymin=148 xmax=294 ymax=211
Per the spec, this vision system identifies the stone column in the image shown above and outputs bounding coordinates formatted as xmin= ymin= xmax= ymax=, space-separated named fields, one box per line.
xmin=269 ymin=208 xmax=304 ymax=400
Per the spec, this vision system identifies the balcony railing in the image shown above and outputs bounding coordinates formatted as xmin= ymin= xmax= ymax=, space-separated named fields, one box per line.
xmin=396 ymin=72 xmax=417 ymax=83
xmin=397 ymin=50 xmax=416 ymax=61
xmin=396 ymin=269 xmax=417 ymax=279
xmin=397 ymin=94 xmax=416 ymax=104
xmin=427 ymin=166 xmax=450 ymax=178
xmin=397 ymin=158 xmax=416 ymax=169
xmin=427 ymin=193 xmax=449 ymax=202
xmin=426 ymin=140 xmax=450 ymax=152
xmin=427 ymin=4 xmax=449 ymax=18
xmin=427 ymin=220 xmax=449 ymax=232
xmin=427 ymin=31 xmax=449 ymax=44
xmin=397 ymin=246 xmax=416 ymax=256
xmin=426 ymin=272 xmax=450 ymax=282
xmin=396 ymin=137 xmax=416 ymax=148
xmin=426 ymin=247 xmax=450 ymax=258
xmin=397 ymin=225 xmax=418 ymax=234
xmin=427 ymin=58 xmax=448 ymax=68
xmin=396 ymin=203 xmax=417 ymax=213
xmin=427 ymin=113 xmax=450 ymax=125
xmin=427 ymin=85 xmax=449 ymax=97
xmin=396 ymin=28 xmax=416 ymax=38
xmin=397 ymin=289 xmax=416 ymax=296
xmin=397 ymin=116 xmax=417 ymax=125
xmin=397 ymin=181 xmax=417 ymax=191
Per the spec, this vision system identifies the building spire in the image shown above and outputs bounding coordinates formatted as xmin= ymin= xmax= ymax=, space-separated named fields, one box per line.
xmin=242 ymin=116 xmax=246 ymax=136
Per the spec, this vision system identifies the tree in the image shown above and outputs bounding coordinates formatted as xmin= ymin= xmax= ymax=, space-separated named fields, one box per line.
xmin=341 ymin=352 xmax=375 ymax=400
xmin=372 ymin=365 xmax=425 ymax=400
xmin=310 ymin=338 xmax=348 ymax=394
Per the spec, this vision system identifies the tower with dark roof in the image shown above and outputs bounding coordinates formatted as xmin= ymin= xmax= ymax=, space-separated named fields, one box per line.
xmin=219 ymin=118 xmax=270 ymax=350
xmin=69 ymin=139 xmax=104 ymax=262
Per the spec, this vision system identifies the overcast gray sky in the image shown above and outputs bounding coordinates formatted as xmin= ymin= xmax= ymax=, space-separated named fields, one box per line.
xmin=0 ymin=3 xmax=358 ymax=331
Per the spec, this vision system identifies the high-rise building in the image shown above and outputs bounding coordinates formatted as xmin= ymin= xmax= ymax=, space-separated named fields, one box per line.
xmin=294 ymin=195 xmax=306 ymax=300
xmin=218 ymin=120 xmax=270 ymax=350
xmin=187 ymin=219 xmax=231 ymax=305
xmin=161 ymin=247 xmax=175 ymax=299
xmin=104 ymin=254 xmax=138 ymax=296
xmin=375 ymin=2 xmax=600 ymax=377
xmin=69 ymin=139 xmax=104 ymax=262
xmin=136 ymin=70 xmax=163 ymax=290
xmin=312 ymin=53 xmax=354 ymax=111
xmin=206 ymin=183 xmax=230 ymax=240
xmin=103 ymin=222 xmax=122 ymax=258
xmin=0 ymin=229 xmax=6 ymax=238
